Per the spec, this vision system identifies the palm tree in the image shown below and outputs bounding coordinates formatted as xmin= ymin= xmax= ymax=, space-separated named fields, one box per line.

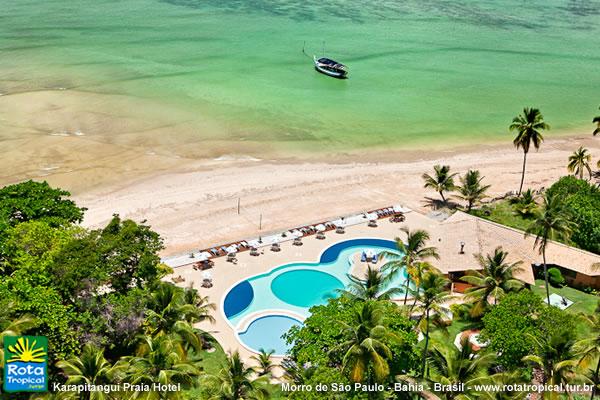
xmin=455 ymin=170 xmax=491 ymax=212
xmin=145 ymin=282 xmax=206 ymax=351
xmin=183 ymin=284 xmax=216 ymax=324
xmin=412 ymin=272 xmax=453 ymax=376
xmin=334 ymin=301 xmax=398 ymax=383
xmin=382 ymin=228 xmax=439 ymax=306
xmin=204 ymin=351 xmax=270 ymax=400
xmin=510 ymin=107 xmax=549 ymax=196
xmin=57 ymin=344 xmax=124 ymax=400
xmin=122 ymin=335 xmax=203 ymax=400
xmin=251 ymin=349 xmax=275 ymax=377
xmin=568 ymin=147 xmax=593 ymax=180
xmin=575 ymin=307 xmax=600 ymax=399
xmin=461 ymin=247 xmax=524 ymax=317
xmin=512 ymin=188 xmax=538 ymax=218
xmin=593 ymin=107 xmax=600 ymax=136
xmin=339 ymin=265 xmax=402 ymax=301
xmin=426 ymin=337 xmax=495 ymax=399
xmin=525 ymin=192 xmax=575 ymax=305
xmin=523 ymin=332 xmax=589 ymax=400
xmin=422 ymin=165 xmax=458 ymax=204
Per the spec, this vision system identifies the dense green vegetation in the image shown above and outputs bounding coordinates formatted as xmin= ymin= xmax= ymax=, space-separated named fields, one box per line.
xmin=546 ymin=176 xmax=600 ymax=255
xmin=0 ymin=181 xmax=236 ymax=399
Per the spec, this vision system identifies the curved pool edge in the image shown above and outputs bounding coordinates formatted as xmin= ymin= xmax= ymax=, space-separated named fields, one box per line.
xmin=235 ymin=309 xmax=306 ymax=332
xmin=220 ymin=236 xmax=400 ymax=353
xmin=236 ymin=314 xmax=304 ymax=357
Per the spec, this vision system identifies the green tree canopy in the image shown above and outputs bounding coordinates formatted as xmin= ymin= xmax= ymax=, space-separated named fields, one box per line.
xmin=0 ymin=180 xmax=85 ymax=228
xmin=481 ymin=290 xmax=575 ymax=369
xmin=546 ymin=176 xmax=600 ymax=254
xmin=284 ymin=297 xmax=419 ymax=383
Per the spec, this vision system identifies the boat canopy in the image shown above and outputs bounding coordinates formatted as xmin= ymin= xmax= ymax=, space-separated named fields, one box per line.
xmin=316 ymin=57 xmax=347 ymax=70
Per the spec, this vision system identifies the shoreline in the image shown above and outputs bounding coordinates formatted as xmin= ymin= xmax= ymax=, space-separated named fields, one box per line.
xmin=0 ymin=87 xmax=594 ymax=194
xmin=72 ymin=134 xmax=600 ymax=256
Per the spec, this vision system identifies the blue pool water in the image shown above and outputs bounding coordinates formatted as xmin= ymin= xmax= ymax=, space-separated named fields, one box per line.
xmin=224 ymin=281 xmax=254 ymax=318
xmin=271 ymin=269 xmax=344 ymax=307
xmin=238 ymin=315 xmax=302 ymax=355
xmin=224 ymin=238 xmax=408 ymax=355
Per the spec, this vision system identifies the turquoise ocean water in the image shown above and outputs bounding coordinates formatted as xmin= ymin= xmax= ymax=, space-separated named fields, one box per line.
xmin=1 ymin=0 xmax=599 ymax=155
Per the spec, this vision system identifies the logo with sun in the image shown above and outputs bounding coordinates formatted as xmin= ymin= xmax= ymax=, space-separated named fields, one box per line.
xmin=3 ymin=335 xmax=48 ymax=393
xmin=6 ymin=337 xmax=47 ymax=364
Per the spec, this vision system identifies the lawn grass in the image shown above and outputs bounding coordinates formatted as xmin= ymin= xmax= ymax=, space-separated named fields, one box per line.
xmin=470 ymin=199 xmax=534 ymax=232
xmin=531 ymin=279 xmax=598 ymax=315
xmin=531 ymin=279 xmax=598 ymax=338
xmin=198 ymin=340 xmax=227 ymax=375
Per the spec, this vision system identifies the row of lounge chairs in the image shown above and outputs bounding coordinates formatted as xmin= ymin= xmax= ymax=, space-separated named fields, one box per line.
xmin=193 ymin=206 xmax=407 ymax=261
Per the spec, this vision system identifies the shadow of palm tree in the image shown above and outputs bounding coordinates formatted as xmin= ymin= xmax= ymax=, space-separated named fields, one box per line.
xmin=422 ymin=196 xmax=460 ymax=211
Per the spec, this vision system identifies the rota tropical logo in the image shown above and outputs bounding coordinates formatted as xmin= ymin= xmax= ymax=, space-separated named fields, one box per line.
xmin=3 ymin=336 xmax=48 ymax=393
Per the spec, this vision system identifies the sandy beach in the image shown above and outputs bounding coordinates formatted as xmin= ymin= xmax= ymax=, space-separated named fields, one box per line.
xmin=2 ymin=88 xmax=598 ymax=256
xmin=72 ymin=134 xmax=600 ymax=255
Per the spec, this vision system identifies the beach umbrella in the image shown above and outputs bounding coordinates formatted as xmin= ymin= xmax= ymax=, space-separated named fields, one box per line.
xmin=316 ymin=224 xmax=326 ymax=232
xmin=225 ymin=245 xmax=238 ymax=254
xmin=202 ymin=271 xmax=212 ymax=281
xmin=196 ymin=253 xmax=208 ymax=262
xmin=366 ymin=213 xmax=378 ymax=221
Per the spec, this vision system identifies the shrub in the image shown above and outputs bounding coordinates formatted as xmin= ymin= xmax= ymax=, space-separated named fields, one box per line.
xmin=547 ymin=267 xmax=565 ymax=287
xmin=481 ymin=291 xmax=575 ymax=368
xmin=546 ymin=176 xmax=600 ymax=254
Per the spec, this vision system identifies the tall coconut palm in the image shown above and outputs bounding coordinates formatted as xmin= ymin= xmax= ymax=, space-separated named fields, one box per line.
xmin=455 ymin=170 xmax=491 ymax=212
xmin=523 ymin=332 xmax=589 ymax=400
xmin=422 ymin=165 xmax=458 ymax=204
xmin=568 ymin=147 xmax=593 ymax=180
xmin=204 ymin=351 xmax=270 ymax=400
xmin=122 ymin=335 xmax=203 ymax=400
xmin=525 ymin=192 xmax=575 ymax=305
xmin=339 ymin=265 xmax=402 ymax=301
xmin=593 ymin=107 xmax=600 ymax=136
xmin=412 ymin=272 xmax=453 ymax=376
xmin=57 ymin=344 xmax=125 ymax=400
xmin=575 ymin=307 xmax=600 ymax=399
xmin=334 ymin=301 xmax=398 ymax=383
xmin=427 ymin=337 xmax=495 ymax=399
xmin=382 ymin=228 xmax=439 ymax=306
xmin=251 ymin=349 xmax=275 ymax=377
xmin=510 ymin=107 xmax=549 ymax=196
xmin=461 ymin=247 xmax=524 ymax=318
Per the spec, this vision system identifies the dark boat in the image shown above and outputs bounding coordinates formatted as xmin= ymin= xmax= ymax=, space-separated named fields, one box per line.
xmin=313 ymin=56 xmax=348 ymax=79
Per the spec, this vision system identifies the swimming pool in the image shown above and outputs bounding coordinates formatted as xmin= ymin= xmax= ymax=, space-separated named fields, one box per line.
xmin=223 ymin=238 xmax=408 ymax=356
